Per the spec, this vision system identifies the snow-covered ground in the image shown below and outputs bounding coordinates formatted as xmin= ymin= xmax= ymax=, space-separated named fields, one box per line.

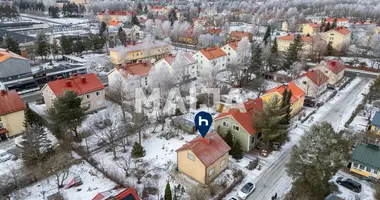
xmin=10 ymin=159 xmax=117 ymax=200
xmin=20 ymin=14 xmax=90 ymax=25
xmin=331 ymin=170 xmax=374 ymax=200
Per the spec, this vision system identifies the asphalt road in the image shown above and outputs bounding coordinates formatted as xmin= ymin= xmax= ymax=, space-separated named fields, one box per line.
xmin=247 ymin=77 xmax=371 ymax=200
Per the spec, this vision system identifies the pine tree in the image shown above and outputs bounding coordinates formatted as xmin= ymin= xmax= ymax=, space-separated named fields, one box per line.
xmin=327 ymin=42 xmax=334 ymax=56
xmin=263 ymin=25 xmax=271 ymax=45
xmin=282 ymin=35 xmax=304 ymax=70
xmin=230 ymin=140 xmax=243 ymax=160
xmin=99 ymin=21 xmax=107 ymax=36
xmin=168 ymin=9 xmax=178 ymax=25
xmin=74 ymin=38 xmax=85 ymax=55
xmin=280 ymin=89 xmax=292 ymax=126
xmin=137 ymin=2 xmax=143 ymax=13
xmin=50 ymin=38 xmax=60 ymax=58
xmin=24 ymin=103 xmax=42 ymax=128
xmin=2 ymin=33 xmax=20 ymax=54
xmin=131 ymin=15 xmax=140 ymax=26
xmin=271 ymin=37 xmax=278 ymax=54
xmin=249 ymin=42 xmax=262 ymax=74
xmin=267 ymin=37 xmax=279 ymax=72
xmin=48 ymin=90 xmax=86 ymax=140
xmin=35 ymin=31 xmax=50 ymax=59
xmin=331 ymin=18 xmax=337 ymax=29
xmin=144 ymin=5 xmax=148 ymax=13
xmin=60 ymin=35 xmax=74 ymax=55
xmin=131 ymin=142 xmax=146 ymax=158
xmin=325 ymin=22 xmax=331 ymax=31
xmin=165 ymin=182 xmax=172 ymax=200
xmin=118 ymin=27 xmax=127 ymax=45
xmin=224 ymin=129 xmax=234 ymax=148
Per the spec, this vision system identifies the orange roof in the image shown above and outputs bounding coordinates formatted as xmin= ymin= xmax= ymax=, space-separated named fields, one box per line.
xmin=120 ymin=61 xmax=153 ymax=77
xmin=325 ymin=18 xmax=349 ymax=23
xmin=108 ymin=20 xmax=121 ymax=26
xmin=264 ymin=82 xmax=305 ymax=103
xmin=98 ymin=10 xmax=136 ymax=16
xmin=230 ymin=31 xmax=251 ymax=38
xmin=200 ymin=47 xmax=226 ymax=60
xmin=299 ymin=69 xmax=329 ymax=86
xmin=207 ymin=28 xmax=222 ymax=35
xmin=176 ymin=133 xmax=231 ymax=167
xmin=214 ymin=98 xmax=263 ymax=135
xmin=0 ymin=90 xmax=25 ymax=116
xmin=308 ymin=23 xmax=321 ymax=28
xmin=0 ymin=48 xmax=27 ymax=63
xmin=151 ymin=5 xmax=164 ymax=10
xmin=227 ymin=42 xmax=238 ymax=50
xmin=278 ymin=34 xmax=314 ymax=43
xmin=329 ymin=27 xmax=351 ymax=35
xmin=47 ymin=73 xmax=104 ymax=96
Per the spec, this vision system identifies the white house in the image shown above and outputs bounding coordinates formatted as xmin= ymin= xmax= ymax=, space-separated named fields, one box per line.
xmin=154 ymin=53 xmax=199 ymax=79
xmin=316 ymin=60 xmax=345 ymax=86
xmin=293 ymin=69 xmax=329 ymax=99
xmin=123 ymin=25 xmax=144 ymax=40
xmin=193 ymin=46 xmax=227 ymax=75
xmin=221 ymin=42 xmax=238 ymax=64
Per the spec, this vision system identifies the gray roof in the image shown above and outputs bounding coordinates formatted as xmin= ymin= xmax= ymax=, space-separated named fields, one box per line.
xmin=0 ymin=57 xmax=31 ymax=79
xmin=0 ymin=29 xmax=35 ymax=44
xmin=371 ymin=111 xmax=380 ymax=127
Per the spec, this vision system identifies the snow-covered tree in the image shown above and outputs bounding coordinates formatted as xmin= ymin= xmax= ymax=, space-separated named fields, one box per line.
xmin=237 ymin=36 xmax=251 ymax=64
xmin=289 ymin=61 xmax=304 ymax=79
xmin=162 ymin=20 xmax=171 ymax=38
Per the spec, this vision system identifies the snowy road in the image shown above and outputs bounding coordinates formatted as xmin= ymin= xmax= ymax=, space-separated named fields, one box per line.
xmin=247 ymin=77 xmax=372 ymax=200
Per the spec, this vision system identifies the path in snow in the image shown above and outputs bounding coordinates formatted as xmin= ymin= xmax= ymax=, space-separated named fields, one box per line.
xmin=247 ymin=77 xmax=372 ymax=200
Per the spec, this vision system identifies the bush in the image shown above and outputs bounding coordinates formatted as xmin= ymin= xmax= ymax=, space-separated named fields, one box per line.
xmin=230 ymin=140 xmax=243 ymax=160
xmin=131 ymin=142 xmax=146 ymax=158
xmin=247 ymin=159 xmax=259 ymax=170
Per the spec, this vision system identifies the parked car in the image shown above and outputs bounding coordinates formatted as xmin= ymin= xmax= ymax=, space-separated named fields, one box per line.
xmin=238 ymin=182 xmax=255 ymax=199
xmin=229 ymin=198 xmax=237 ymax=200
xmin=336 ymin=177 xmax=362 ymax=193
xmin=0 ymin=150 xmax=11 ymax=163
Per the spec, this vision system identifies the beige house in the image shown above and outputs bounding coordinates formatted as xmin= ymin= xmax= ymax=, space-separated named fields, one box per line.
xmin=176 ymin=133 xmax=231 ymax=184
xmin=277 ymin=34 xmax=327 ymax=57
xmin=214 ymin=98 xmax=263 ymax=152
xmin=316 ymin=60 xmax=345 ymax=85
xmin=96 ymin=10 xmax=136 ymax=22
xmin=108 ymin=61 xmax=153 ymax=90
xmin=303 ymin=23 xmax=321 ymax=35
xmin=42 ymin=73 xmax=105 ymax=113
xmin=221 ymin=42 xmax=238 ymax=64
xmin=0 ymin=90 xmax=26 ymax=139
xmin=293 ymin=69 xmax=329 ymax=99
xmin=322 ymin=27 xmax=352 ymax=51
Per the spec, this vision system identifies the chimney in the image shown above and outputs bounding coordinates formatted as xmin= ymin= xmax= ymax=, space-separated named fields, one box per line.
xmin=81 ymin=76 xmax=87 ymax=83
xmin=57 ymin=76 xmax=63 ymax=80
xmin=65 ymin=80 xmax=72 ymax=87
xmin=0 ymin=90 xmax=7 ymax=96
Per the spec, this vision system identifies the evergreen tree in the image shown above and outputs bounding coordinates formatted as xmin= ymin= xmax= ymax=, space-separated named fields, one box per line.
xmin=24 ymin=104 xmax=42 ymax=128
xmin=50 ymin=38 xmax=60 ymax=58
xmin=35 ymin=31 xmax=50 ymax=59
xmin=168 ymin=8 xmax=178 ymax=26
xmin=118 ymin=27 xmax=127 ymax=45
xmin=224 ymin=129 xmax=234 ymax=148
xmin=165 ymin=182 xmax=172 ymax=200
xmin=60 ymin=35 xmax=74 ymax=55
xmin=74 ymin=38 xmax=85 ymax=55
xmin=230 ymin=140 xmax=243 ymax=160
xmin=48 ymin=90 xmax=86 ymax=140
xmin=99 ymin=21 xmax=107 ymax=36
xmin=267 ymin=37 xmax=279 ymax=72
xmin=131 ymin=142 xmax=146 ymax=158
xmin=331 ymin=18 xmax=337 ymax=29
xmin=144 ymin=5 xmax=148 ymax=13
xmin=263 ymin=25 xmax=271 ymax=45
xmin=137 ymin=2 xmax=143 ymax=13
xmin=282 ymin=35 xmax=304 ymax=70
xmin=2 ymin=33 xmax=20 ymax=54
xmin=249 ymin=42 xmax=262 ymax=74
xmin=286 ymin=122 xmax=351 ymax=199
xmin=327 ymin=42 xmax=334 ymax=56
xmin=255 ymin=97 xmax=289 ymax=150
xmin=131 ymin=15 xmax=140 ymax=26
xmin=280 ymin=88 xmax=292 ymax=126
xmin=325 ymin=22 xmax=331 ymax=31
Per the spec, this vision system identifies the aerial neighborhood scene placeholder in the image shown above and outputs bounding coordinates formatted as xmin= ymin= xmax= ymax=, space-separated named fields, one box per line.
xmin=1 ymin=0 xmax=380 ymax=200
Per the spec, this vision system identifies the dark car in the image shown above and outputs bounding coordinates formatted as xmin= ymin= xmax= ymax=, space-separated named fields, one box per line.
xmin=336 ymin=177 xmax=362 ymax=193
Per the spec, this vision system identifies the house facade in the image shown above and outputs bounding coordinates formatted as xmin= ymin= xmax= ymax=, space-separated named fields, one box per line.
xmin=0 ymin=90 xmax=25 ymax=139
xmin=325 ymin=18 xmax=349 ymax=27
xmin=221 ymin=42 xmax=238 ymax=64
xmin=228 ymin=31 xmax=253 ymax=42
xmin=42 ymin=73 xmax=105 ymax=113
xmin=322 ymin=27 xmax=351 ymax=51
xmin=370 ymin=111 xmax=380 ymax=134
xmin=262 ymin=82 xmax=306 ymax=116
xmin=214 ymin=98 xmax=263 ymax=152
xmin=193 ymin=46 xmax=227 ymax=75
xmin=108 ymin=61 xmax=153 ymax=90
xmin=293 ymin=69 xmax=329 ymax=99
xmin=176 ymin=133 xmax=230 ymax=184
xmin=96 ymin=10 xmax=136 ymax=22
xmin=350 ymin=143 xmax=380 ymax=179
xmin=303 ymin=23 xmax=321 ymax=35
xmin=277 ymin=34 xmax=326 ymax=53
xmin=109 ymin=41 xmax=171 ymax=65
xmin=154 ymin=53 xmax=198 ymax=79
xmin=316 ymin=60 xmax=345 ymax=85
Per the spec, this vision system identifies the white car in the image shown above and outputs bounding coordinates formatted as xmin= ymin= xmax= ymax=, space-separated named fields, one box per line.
xmin=238 ymin=182 xmax=255 ymax=199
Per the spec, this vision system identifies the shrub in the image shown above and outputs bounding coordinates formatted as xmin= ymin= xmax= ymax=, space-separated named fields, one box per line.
xmin=131 ymin=142 xmax=146 ymax=158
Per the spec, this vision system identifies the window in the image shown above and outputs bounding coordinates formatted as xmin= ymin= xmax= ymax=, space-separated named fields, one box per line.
xmin=228 ymin=58 xmax=230 ymax=61
xmin=96 ymin=91 xmax=100 ymax=96
xmin=374 ymin=170 xmax=378 ymax=175
xmin=87 ymin=103 xmax=91 ymax=108
xmin=233 ymin=125 xmax=240 ymax=131
xmin=228 ymin=47 xmax=231 ymax=50
xmin=366 ymin=167 xmax=371 ymax=172
xmin=353 ymin=163 xmax=359 ymax=169
xmin=220 ymin=159 xmax=226 ymax=168
xmin=86 ymin=94 xmax=90 ymax=99
xmin=251 ymin=136 xmax=255 ymax=144
xmin=302 ymin=81 xmax=307 ymax=84
xmin=192 ymin=66 xmax=194 ymax=69
xmin=188 ymin=153 xmax=194 ymax=161
xmin=359 ymin=165 xmax=365 ymax=170
xmin=209 ymin=168 xmax=215 ymax=176
xmin=223 ymin=121 xmax=229 ymax=127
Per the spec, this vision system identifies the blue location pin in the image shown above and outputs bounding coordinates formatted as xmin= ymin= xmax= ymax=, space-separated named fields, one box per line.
xmin=194 ymin=111 xmax=213 ymax=138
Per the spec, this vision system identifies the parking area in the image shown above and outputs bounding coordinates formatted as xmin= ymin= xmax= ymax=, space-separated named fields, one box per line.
xmin=331 ymin=170 xmax=374 ymax=199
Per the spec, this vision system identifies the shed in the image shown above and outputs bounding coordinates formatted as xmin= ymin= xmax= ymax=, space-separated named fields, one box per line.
xmin=172 ymin=116 xmax=197 ymax=133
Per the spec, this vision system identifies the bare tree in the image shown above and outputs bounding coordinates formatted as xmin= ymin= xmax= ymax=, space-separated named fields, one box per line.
xmin=44 ymin=150 xmax=72 ymax=189
xmin=188 ymin=185 xmax=209 ymax=200
xmin=132 ymin=160 xmax=154 ymax=184
xmin=116 ymin=156 xmax=132 ymax=178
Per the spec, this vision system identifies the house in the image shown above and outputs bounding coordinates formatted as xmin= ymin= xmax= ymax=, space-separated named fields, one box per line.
xmin=42 ymin=73 xmax=105 ymax=113
xmin=70 ymin=0 xmax=87 ymax=4
xmin=324 ymin=18 xmax=349 ymax=27
xmin=0 ymin=90 xmax=25 ymax=139
xmin=303 ymin=23 xmax=321 ymax=35
xmin=93 ymin=188 xmax=140 ymax=200
xmin=96 ymin=10 xmax=136 ymax=22
xmin=122 ymin=25 xmax=143 ymax=41
xmin=109 ymin=41 xmax=171 ymax=65
xmin=350 ymin=143 xmax=380 ymax=179
xmin=322 ymin=27 xmax=351 ymax=51
xmin=262 ymin=82 xmax=306 ymax=116
xmin=0 ymin=29 xmax=35 ymax=48
xmin=154 ymin=53 xmax=198 ymax=79
xmin=108 ymin=20 xmax=123 ymax=33
xmin=293 ymin=69 xmax=329 ymax=99
xmin=316 ymin=60 xmax=345 ymax=85
xmin=178 ymin=28 xmax=196 ymax=45
xmin=108 ymin=61 xmax=153 ymax=90
xmin=0 ymin=48 xmax=32 ymax=88
xmin=173 ymin=116 xmax=196 ymax=134
xmin=370 ymin=111 xmax=380 ymax=134
xmin=347 ymin=20 xmax=376 ymax=43
xmin=277 ymin=34 xmax=326 ymax=53
xmin=193 ymin=46 xmax=227 ymax=75
xmin=176 ymin=133 xmax=231 ymax=184
xmin=151 ymin=5 xmax=166 ymax=14
xmin=228 ymin=31 xmax=253 ymax=42
xmin=193 ymin=17 xmax=206 ymax=27
xmin=207 ymin=28 xmax=222 ymax=36
xmin=305 ymin=16 xmax=328 ymax=24
xmin=213 ymin=98 xmax=263 ymax=152
xmin=221 ymin=42 xmax=238 ymax=64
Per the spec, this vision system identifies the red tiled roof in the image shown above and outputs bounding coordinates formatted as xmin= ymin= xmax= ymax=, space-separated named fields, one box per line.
xmin=299 ymin=69 xmax=329 ymax=86
xmin=325 ymin=17 xmax=349 ymax=23
xmin=176 ymin=133 xmax=231 ymax=167
xmin=325 ymin=60 xmax=345 ymax=74
xmin=0 ymin=90 xmax=25 ymax=116
xmin=151 ymin=5 xmax=164 ymax=10
xmin=0 ymin=128 xmax=8 ymax=134
xmin=264 ymin=82 xmax=305 ymax=103
xmin=120 ymin=61 xmax=153 ymax=77
xmin=98 ymin=10 xmax=136 ymax=16
xmin=227 ymin=42 xmax=238 ymax=50
xmin=230 ymin=31 xmax=251 ymax=38
xmin=47 ymin=73 xmax=104 ymax=96
xmin=214 ymin=98 xmax=263 ymax=135
xmin=200 ymin=47 xmax=227 ymax=60
xmin=329 ymin=27 xmax=351 ymax=35
xmin=0 ymin=48 xmax=28 ymax=63
xmin=108 ymin=20 xmax=121 ymax=26
xmin=92 ymin=188 xmax=140 ymax=200
xmin=308 ymin=23 xmax=321 ymax=28
xmin=207 ymin=28 xmax=222 ymax=35
xmin=278 ymin=34 xmax=314 ymax=43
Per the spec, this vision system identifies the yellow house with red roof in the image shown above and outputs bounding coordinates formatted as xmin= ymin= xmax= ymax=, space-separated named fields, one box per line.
xmin=322 ymin=27 xmax=352 ymax=51
xmin=214 ymin=98 xmax=263 ymax=152
xmin=261 ymin=82 xmax=306 ymax=116
xmin=303 ymin=23 xmax=321 ymax=35
xmin=0 ymin=90 xmax=26 ymax=139
xmin=176 ymin=133 xmax=231 ymax=184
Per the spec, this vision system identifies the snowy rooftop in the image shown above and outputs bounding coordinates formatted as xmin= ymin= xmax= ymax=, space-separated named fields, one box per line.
xmin=111 ymin=41 xmax=169 ymax=54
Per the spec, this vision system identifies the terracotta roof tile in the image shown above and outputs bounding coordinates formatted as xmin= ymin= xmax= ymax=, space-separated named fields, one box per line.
xmin=227 ymin=42 xmax=238 ymax=50
xmin=264 ymin=82 xmax=306 ymax=103
xmin=325 ymin=60 xmax=345 ymax=74
xmin=92 ymin=188 xmax=140 ymax=200
xmin=176 ymin=133 xmax=231 ymax=167
xmin=214 ymin=98 xmax=263 ymax=135
xmin=0 ymin=90 xmax=25 ymax=116
xmin=0 ymin=48 xmax=27 ymax=63
xmin=120 ymin=61 xmax=153 ymax=77
xmin=108 ymin=20 xmax=121 ymax=26
xmin=278 ymin=34 xmax=314 ymax=43
xmin=47 ymin=73 xmax=104 ymax=96
xmin=308 ymin=23 xmax=321 ymax=28
xmin=200 ymin=47 xmax=226 ymax=60
xmin=329 ymin=27 xmax=351 ymax=35
xmin=299 ymin=69 xmax=329 ymax=86
xmin=207 ymin=28 xmax=222 ymax=35
xmin=325 ymin=18 xmax=349 ymax=23
xmin=230 ymin=31 xmax=251 ymax=38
